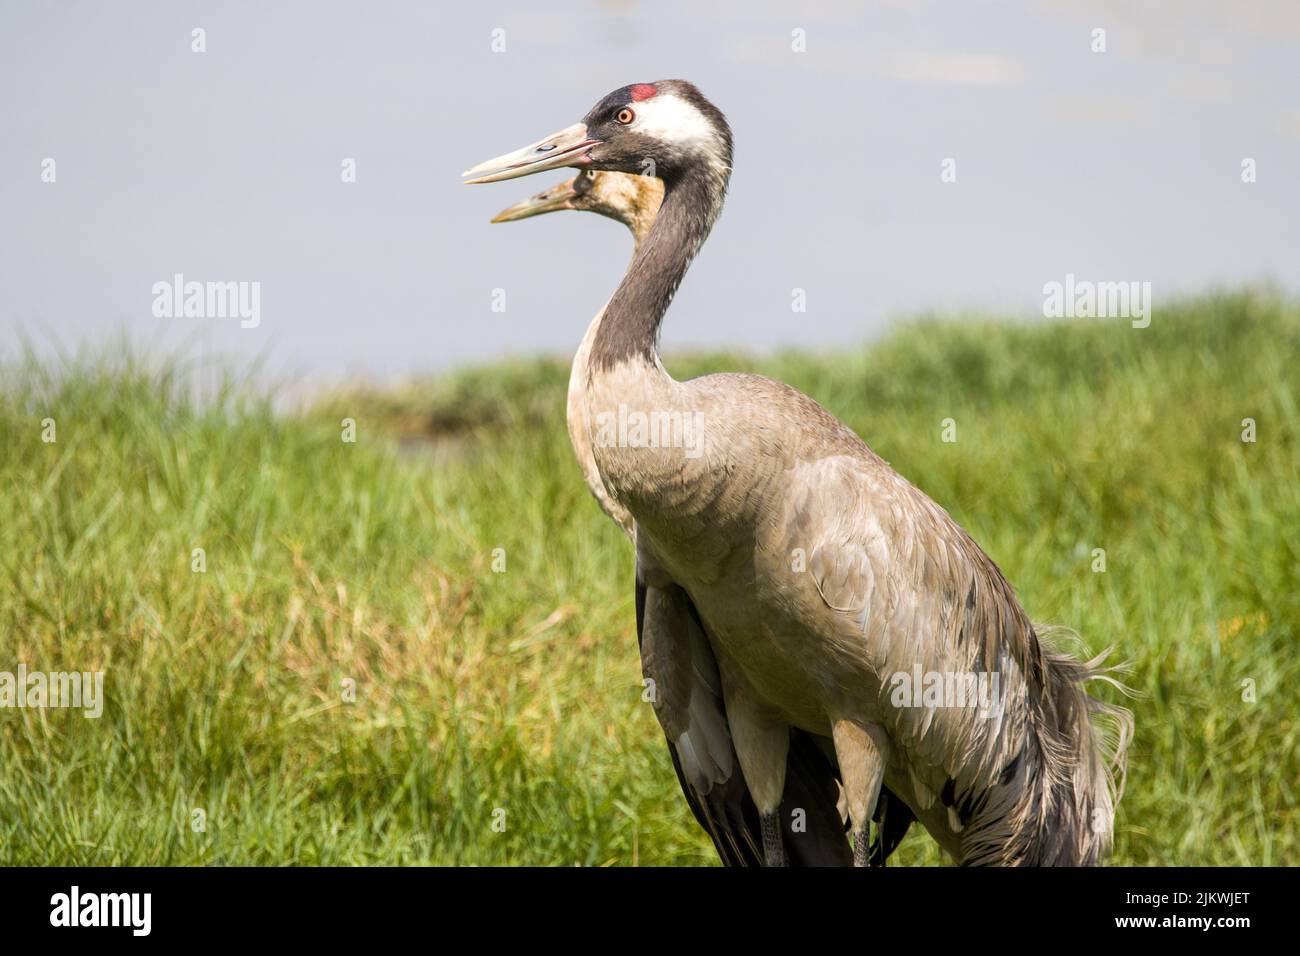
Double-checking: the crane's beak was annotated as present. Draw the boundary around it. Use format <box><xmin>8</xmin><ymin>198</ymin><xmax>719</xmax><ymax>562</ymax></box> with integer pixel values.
<box><xmin>462</xmin><ymin>123</ymin><xmax>599</xmax><ymax>184</ymax></box>
<box><xmin>490</xmin><ymin>177</ymin><xmax>581</xmax><ymax>223</ymax></box>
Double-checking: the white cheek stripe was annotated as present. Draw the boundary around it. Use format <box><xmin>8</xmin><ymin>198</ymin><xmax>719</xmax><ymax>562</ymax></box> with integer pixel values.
<box><xmin>632</xmin><ymin>94</ymin><xmax>716</xmax><ymax>152</ymax></box>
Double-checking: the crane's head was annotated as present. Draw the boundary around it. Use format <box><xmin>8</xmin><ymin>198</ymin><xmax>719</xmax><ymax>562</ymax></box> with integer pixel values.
<box><xmin>462</xmin><ymin>80</ymin><xmax>732</xmax><ymax>187</ymax></box>
<box><xmin>489</xmin><ymin>169</ymin><xmax>664</xmax><ymax>238</ymax></box>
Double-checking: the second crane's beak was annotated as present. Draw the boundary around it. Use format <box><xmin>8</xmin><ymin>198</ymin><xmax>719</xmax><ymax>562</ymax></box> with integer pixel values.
<box><xmin>462</xmin><ymin>123</ymin><xmax>599</xmax><ymax>184</ymax></box>
<box><xmin>490</xmin><ymin>177</ymin><xmax>581</xmax><ymax>223</ymax></box>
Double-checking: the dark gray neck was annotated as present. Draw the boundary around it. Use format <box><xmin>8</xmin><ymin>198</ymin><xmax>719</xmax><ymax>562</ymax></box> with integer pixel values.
<box><xmin>590</xmin><ymin>165</ymin><xmax>728</xmax><ymax>372</ymax></box>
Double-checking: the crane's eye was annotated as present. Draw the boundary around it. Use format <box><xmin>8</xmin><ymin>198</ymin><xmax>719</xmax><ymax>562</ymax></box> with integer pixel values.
<box><xmin>616</xmin><ymin>107</ymin><xmax>635</xmax><ymax>125</ymax></box>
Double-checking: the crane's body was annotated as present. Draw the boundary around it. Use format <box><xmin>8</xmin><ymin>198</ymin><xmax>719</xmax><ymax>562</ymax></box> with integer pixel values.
<box><xmin>589</xmin><ymin>365</ymin><xmax>1017</xmax><ymax>861</ymax></box>
<box><xmin>469</xmin><ymin>82</ymin><xmax>1130</xmax><ymax>865</ymax></box>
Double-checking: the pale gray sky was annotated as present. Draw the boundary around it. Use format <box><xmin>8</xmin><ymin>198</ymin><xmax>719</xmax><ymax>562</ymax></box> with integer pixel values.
<box><xmin>2</xmin><ymin>0</ymin><xmax>1297</xmax><ymax>388</ymax></box>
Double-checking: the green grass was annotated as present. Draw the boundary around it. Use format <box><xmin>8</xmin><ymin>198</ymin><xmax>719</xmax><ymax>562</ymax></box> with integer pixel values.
<box><xmin>1</xmin><ymin>290</ymin><xmax>1296</xmax><ymax>865</ymax></box>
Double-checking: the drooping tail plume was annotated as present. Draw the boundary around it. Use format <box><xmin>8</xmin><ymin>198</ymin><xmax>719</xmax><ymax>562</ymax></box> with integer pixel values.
<box><xmin>964</xmin><ymin>632</ymin><xmax>1134</xmax><ymax>867</ymax></box>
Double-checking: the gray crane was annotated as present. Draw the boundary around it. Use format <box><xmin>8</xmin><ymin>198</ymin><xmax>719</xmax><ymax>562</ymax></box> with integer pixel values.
<box><xmin>467</xmin><ymin>82</ymin><xmax>1131</xmax><ymax>866</ymax></box>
